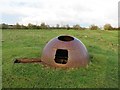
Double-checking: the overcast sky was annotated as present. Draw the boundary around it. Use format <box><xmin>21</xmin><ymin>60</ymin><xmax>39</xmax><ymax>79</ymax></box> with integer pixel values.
<box><xmin>0</xmin><ymin>0</ymin><xmax>119</xmax><ymax>27</ymax></box>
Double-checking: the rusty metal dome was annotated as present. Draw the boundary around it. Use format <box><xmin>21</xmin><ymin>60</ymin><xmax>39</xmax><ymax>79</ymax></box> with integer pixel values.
<box><xmin>41</xmin><ymin>35</ymin><xmax>89</xmax><ymax>68</ymax></box>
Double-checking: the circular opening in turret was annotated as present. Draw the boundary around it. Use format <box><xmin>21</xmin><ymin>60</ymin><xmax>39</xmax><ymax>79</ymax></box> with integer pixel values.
<box><xmin>58</xmin><ymin>36</ymin><xmax>74</xmax><ymax>41</ymax></box>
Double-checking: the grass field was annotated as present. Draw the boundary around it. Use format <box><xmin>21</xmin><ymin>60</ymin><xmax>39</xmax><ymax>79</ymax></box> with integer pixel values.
<box><xmin>2</xmin><ymin>29</ymin><xmax>118</xmax><ymax>88</ymax></box>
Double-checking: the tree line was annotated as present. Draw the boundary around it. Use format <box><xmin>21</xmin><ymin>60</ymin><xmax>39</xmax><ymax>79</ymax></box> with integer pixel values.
<box><xmin>0</xmin><ymin>23</ymin><xmax>119</xmax><ymax>30</ymax></box>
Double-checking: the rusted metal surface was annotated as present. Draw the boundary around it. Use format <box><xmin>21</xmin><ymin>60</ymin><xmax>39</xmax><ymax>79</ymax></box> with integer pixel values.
<box><xmin>41</xmin><ymin>35</ymin><xmax>89</xmax><ymax>68</ymax></box>
<box><xmin>14</xmin><ymin>58</ymin><xmax>41</xmax><ymax>63</ymax></box>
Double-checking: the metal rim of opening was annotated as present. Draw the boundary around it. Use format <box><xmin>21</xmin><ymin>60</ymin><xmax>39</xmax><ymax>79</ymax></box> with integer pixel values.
<box><xmin>58</xmin><ymin>35</ymin><xmax>74</xmax><ymax>41</ymax></box>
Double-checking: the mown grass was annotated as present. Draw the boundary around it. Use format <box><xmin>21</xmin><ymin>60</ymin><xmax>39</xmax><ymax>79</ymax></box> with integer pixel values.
<box><xmin>2</xmin><ymin>29</ymin><xmax>118</xmax><ymax>88</ymax></box>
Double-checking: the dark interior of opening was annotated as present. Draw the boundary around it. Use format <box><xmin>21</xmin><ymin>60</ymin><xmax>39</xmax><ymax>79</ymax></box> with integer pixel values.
<box><xmin>58</xmin><ymin>36</ymin><xmax>74</xmax><ymax>41</ymax></box>
<box><xmin>54</xmin><ymin>49</ymin><xmax>68</xmax><ymax>64</ymax></box>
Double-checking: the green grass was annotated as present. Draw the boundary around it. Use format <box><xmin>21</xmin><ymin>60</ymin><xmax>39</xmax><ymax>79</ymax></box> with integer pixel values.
<box><xmin>2</xmin><ymin>29</ymin><xmax>118</xmax><ymax>88</ymax></box>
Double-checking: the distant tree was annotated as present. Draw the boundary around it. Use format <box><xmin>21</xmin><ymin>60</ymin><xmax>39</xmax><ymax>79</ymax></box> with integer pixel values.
<box><xmin>61</xmin><ymin>25</ymin><xmax>66</xmax><ymax>29</ymax></box>
<box><xmin>1</xmin><ymin>23</ymin><xmax>9</xmax><ymax>29</ymax></box>
<box><xmin>46</xmin><ymin>25</ymin><xmax>50</xmax><ymax>29</ymax></box>
<box><xmin>66</xmin><ymin>24</ymin><xmax>70</xmax><ymax>30</ymax></box>
<box><xmin>8</xmin><ymin>25</ymin><xmax>14</xmax><ymax>29</ymax></box>
<box><xmin>89</xmin><ymin>24</ymin><xmax>99</xmax><ymax>30</ymax></box>
<box><xmin>21</xmin><ymin>24</ymin><xmax>28</xmax><ymax>29</ymax></box>
<box><xmin>56</xmin><ymin>24</ymin><xmax>60</xmax><ymax>29</ymax></box>
<box><xmin>33</xmin><ymin>25</ymin><xmax>38</xmax><ymax>29</ymax></box>
<box><xmin>73</xmin><ymin>24</ymin><xmax>81</xmax><ymax>30</ymax></box>
<box><xmin>118</xmin><ymin>27</ymin><xmax>120</xmax><ymax>30</ymax></box>
<box><xmin>112</xmin><ymin>27</ymin><xmax>120</xmax><ymax>30</ymax></box>
<box><xmin>40</xmin><ymin>22</ymin><xmax>45</xmax><ymax>29</ymax></box>
<box><xmin>27</xmin><ymin>23</ymin><xmax>34</xmax><ymax>29</ymax></box>
<box><xmin>81</xmin><ymin>27</ymin><xmax>87</xmax><ymax>30</ymax></box>
<box><xmin>0</xmin><ymin>24</ymin><xmax>2</xmax><ymax>29</ymax></box>
<box><xmin>28</xmin><ymin>23</ymin><xmax>41</xmax><ymax>29</ymax></box>
<box><xmin>104</xmin><ymin>24</ymin><xmax>113</xmax><ymax>30</ymax></box>
<box><xmin>14</xmin><ymin>23</ymin><xmax>21</xmax><ymax>29</ymax></box>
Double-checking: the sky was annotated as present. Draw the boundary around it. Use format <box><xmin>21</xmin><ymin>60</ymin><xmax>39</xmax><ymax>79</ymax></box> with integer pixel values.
<box><xmin>0</xmin><ymin>0</ymin><xmax>119</xmax><ymax>27</ymax></box>
<box><xmin>118</xmin><ymin>1</ymin><xmax>120</xmax><ymax>27</ymax></box>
